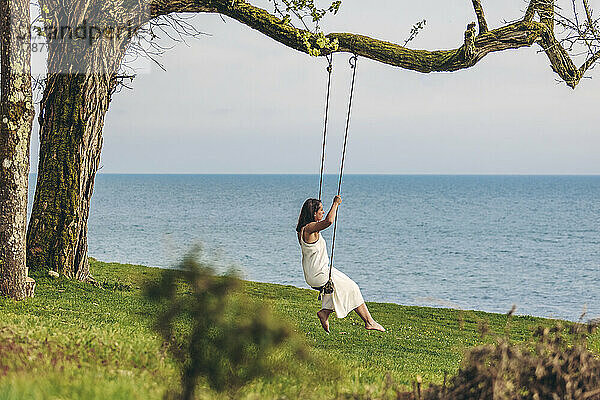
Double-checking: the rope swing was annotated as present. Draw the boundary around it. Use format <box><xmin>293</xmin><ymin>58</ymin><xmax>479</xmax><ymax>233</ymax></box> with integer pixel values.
<box><xmin>318</xmin><ymin>54</ymin><xmax>333</xmax><ymax>201</ymax></box>
<box><xmin>317</xmin><ymin>54</ymin><xmax>359</xmax><ymax>297</ymax></box>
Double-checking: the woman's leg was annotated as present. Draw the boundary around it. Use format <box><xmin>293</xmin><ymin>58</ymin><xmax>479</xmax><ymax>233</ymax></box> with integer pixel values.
<box><xmin>354</xmin><ymin>303</ymin><xmax>385</xmax><ymax>331</ymax></box>
<box><xmin>317</xmin><ymin>308</ymin><xmax>333</xmax><ymax>333</ymax></box>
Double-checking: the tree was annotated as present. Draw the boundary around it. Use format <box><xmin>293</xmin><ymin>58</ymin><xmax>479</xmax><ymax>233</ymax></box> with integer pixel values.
<box><xmin>27</xmin><ymin>0</ymin><xmax>600</xmax><ymax>278</ymax></box>
<box><xmin>0</xmin><ymin>0</ymin><xmax>36</xmax><ymax>298</ymax></box>
<box><xmin>25</xmin><ymin>0</ymin><xmax>148</xmax><ymax>280</ymax></box>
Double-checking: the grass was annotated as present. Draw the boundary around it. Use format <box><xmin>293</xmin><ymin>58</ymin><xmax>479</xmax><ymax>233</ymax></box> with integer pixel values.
<box><xmin>0</xmin><ymin>259</ymin><xmax>597</xmax><ymax>399</ymax></box>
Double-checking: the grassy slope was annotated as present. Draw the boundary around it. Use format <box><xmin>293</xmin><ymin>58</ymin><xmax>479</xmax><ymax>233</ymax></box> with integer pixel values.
<box><xmin>0</xmin><ymin>260</ymin><xmax>597</xmax><ymax>399</ymax></box>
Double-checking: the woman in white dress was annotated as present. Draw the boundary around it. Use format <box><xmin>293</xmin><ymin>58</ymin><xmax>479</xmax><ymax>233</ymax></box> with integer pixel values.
<box><xmin>296</xmin><ymin>196</ymin><xmax>385</xmax><ymax>333</ymax></box>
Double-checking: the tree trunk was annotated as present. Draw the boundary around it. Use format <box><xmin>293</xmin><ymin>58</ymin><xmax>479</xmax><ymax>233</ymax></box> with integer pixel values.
<box><xmin>27</xmin><ymin>72</ymin><xmax>114</xmax><ymax>280</ymax></box>
<box><xmin>0</xmin><ymin>0</ymin><xmax>35</xmax><ymax>299</ymax></box>
<box><xmin>25</xmin><ymin>0</ymin><xmax>143</xmax><ymax>279</ymax></box>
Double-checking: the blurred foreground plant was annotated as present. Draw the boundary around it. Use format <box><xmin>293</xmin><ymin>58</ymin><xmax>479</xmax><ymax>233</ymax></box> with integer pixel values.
<box><xmin>145</xmin><ymin>249</ymin><xmax>309</xmax><ymax>400</ymax></box>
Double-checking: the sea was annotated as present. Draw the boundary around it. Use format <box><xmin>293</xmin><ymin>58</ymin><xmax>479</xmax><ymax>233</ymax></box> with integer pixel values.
<box><xmin>28</xmin><ymin>174</ymin><xmax>600</xmax><ymax>321</ymax></box>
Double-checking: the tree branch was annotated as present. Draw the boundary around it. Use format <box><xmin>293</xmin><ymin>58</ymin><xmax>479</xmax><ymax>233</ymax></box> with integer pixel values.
<box><xmin>525</xmin><ymin>0</ymin><xmax>537</xmax><ymax>22</ymax></box>
<box><xmin>149</xmin><ymin>0</ymin><xmax>597</xmax><ymax>88</ymax></box>
<box><xmin>582</xmin><ymin>0</ymin><xmax>600</xmax><ymax>41</ymax></box>
<box><xmin>538</xmin><ymin>0</ymin><xmax>555</xmax><ymax>30</ymax></box>
<box><xmin>580</xmin><ymin>48</ymin><xmax>600</xmax><ymax>75</ymax></box>
<box><xmin>537</xmin><ymin>25</ymin><xmax>581</xmax><ymax>87</ymax></box>
<box><xmin>471</xmin><ymin>0</ymin><xmax>488</xmax><ymax>34</ymax></box>
<box><xmin>150</xmin><ymin>0</ymin><xmax>216</xmax><ymax>16</ymax></box>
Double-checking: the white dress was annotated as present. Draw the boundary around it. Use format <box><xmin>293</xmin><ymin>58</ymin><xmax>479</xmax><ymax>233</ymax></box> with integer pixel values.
<box><xmin>299</xmin><ymin>228</ymin><xmax>365</xmax><ymax>318</ymax></box>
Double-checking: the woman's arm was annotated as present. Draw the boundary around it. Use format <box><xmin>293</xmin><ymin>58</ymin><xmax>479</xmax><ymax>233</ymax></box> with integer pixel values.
<box><xmin>304</xmin><ymin>196</ymin><xmax>342</xmax><ymax>235</ymax></box>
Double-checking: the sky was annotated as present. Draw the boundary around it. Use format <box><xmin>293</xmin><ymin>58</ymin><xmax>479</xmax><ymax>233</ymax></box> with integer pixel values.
<box><xmin>30</xmin><ymin>0</ymin><xmax>600</xmax><ymax>174</ymax></box>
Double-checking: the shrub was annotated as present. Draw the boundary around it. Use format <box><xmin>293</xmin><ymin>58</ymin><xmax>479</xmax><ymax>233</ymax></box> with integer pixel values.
<box><xmin>423</xmin><ymin>320</ymin><xmax>600</xmax><ymax>400</ymax></box>
<box><xmin>336</xmin><ymin>319</ymin><xmax>600</xmax><ymax>400</ymax></box>
<box><xmin>145</xmin><ymin>249</ymin><xmax>308</xmax><ymax>400</ymax></box>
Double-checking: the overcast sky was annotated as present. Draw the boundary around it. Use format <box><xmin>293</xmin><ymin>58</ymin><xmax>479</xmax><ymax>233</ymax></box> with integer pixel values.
<box><xmin>30</xmin><ymin>0</ymin><xmax>600</xmax><ymax>174</ymax></box>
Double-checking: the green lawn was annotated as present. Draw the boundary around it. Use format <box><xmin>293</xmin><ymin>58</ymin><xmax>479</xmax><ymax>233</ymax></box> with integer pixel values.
<box><xmin>0</xmin><ymin>259</ymin><xmax>595</xmax><ymax>399</ymax></box>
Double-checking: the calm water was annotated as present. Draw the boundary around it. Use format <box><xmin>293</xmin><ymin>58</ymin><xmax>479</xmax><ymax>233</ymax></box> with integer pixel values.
<box><xmin>28</xmin><ymin>175</ymin><xmax>600</xmax><ymax>321</ymax></box>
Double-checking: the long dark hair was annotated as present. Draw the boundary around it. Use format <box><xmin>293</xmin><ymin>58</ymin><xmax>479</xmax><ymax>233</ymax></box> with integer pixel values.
<box><xmin>296</xmin><ymin>198</ymin><xmax>322</xmax><ymax>232</ymax></box>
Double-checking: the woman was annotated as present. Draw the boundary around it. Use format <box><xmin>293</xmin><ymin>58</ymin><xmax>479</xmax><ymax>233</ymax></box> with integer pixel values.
<box><xmin>296</xmin><ymin>196</ymin><xmax>385</xmax><ymax>333</ymax></box>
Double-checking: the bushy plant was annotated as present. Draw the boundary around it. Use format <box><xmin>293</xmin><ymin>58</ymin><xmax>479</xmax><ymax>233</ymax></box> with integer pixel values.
<box><xmin>145</xmin><ymin>249</ymin><xmax>308</xmax><ymax>400</ymax></box>
<box><xmin>337</xmin><ymin>319</ymin><xmax>600</xmax><ymax>400</ymax></box>
<box><xmin>421</xmin><ymin>320</ymin><xmax>600</xmax><ymax>400</ymax></box>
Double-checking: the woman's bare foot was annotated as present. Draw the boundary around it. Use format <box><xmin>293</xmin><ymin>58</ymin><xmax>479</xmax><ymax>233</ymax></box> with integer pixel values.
<box><xmin>365</xmin><ymin>320</ymin><xmax>385</xmax><ymax>332</ymax></box>
<box><xmin>354</xmin><ymin>303</ymin><xmax>385</xmax><ymax>332</ymax></box>
<box><xmin>317</xmin><ymin>309</ymin><xmax>331</xmax><ymax>333</ymax></box>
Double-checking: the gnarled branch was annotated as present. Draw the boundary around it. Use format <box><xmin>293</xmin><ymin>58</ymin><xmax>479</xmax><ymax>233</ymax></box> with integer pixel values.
<box><xmin>471</xmin><ymin>0</ymin><xmax>488</xmax><ymax>33</ymax></box>
<box><xmin>538</xmin><ymin>0</ymin><xmax>555</xmax><ymax>29</ymax></box>
<box><xmin>149</xmin><ymin>0</ymin><xmax>598</xmax><ymax>88</ymax></box>
<box><xmin>525</xmin><ymin>0</ymin><xmax>537</xmax><ymax>22</ymax></box>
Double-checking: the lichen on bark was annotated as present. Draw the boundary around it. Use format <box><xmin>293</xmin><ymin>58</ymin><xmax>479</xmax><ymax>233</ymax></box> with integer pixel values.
<box><xmin>0</xmin><ymin>0</ymin><xmax>36</xmax><ymax>299</ymax></box>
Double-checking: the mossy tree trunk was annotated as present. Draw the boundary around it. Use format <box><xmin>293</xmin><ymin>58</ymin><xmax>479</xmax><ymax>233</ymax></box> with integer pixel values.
<box><xmin>0</xmin><ymin>0</ymin><xmax>35</xmax><ymax>299</ymax></box>
<box><xmin>26</xmin><ymin>73</ymin><xmax>115</xmax><ymax>280</ymax></box>
<box><xmin>25</xmin><ymin>0</ymin><xmax>143</xmax><ymax>278</ymax></box>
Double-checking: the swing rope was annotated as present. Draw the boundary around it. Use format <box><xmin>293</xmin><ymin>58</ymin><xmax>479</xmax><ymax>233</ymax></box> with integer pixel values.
<box><xmin>322</xmin><ymin>54</ymin><xmax>359</xmax><ymax>295</ymax></box>
<box><xmin>318</xmin><ymin>54</ymin><xmax>333</xmax><ymax>201</ymax></box>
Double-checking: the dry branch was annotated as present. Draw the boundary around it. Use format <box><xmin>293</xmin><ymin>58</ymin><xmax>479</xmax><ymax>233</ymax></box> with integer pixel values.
<box><xmin>583</xmin><ymin>0</ymin><xmax>600</xmax><ymax>41</ymax></box>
